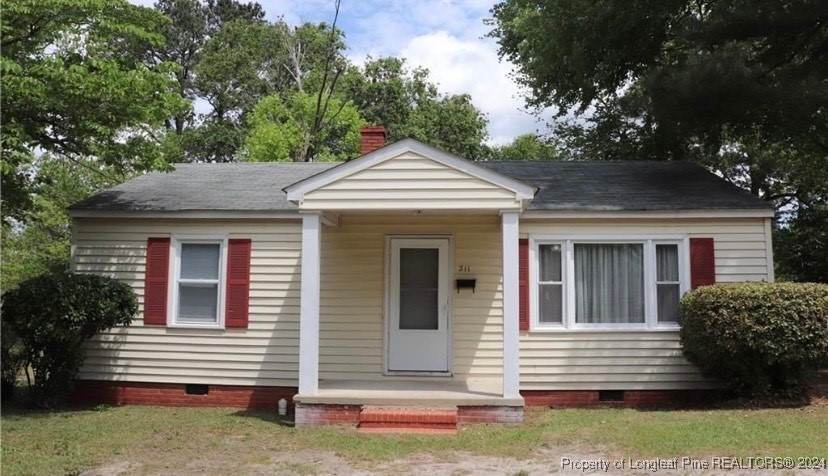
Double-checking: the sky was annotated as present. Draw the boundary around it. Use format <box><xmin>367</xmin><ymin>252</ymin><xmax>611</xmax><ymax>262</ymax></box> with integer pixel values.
<box><xmin>130</xmin><ymin>0</ymin><xmax>551</xmax><ymax>145</ymax></box>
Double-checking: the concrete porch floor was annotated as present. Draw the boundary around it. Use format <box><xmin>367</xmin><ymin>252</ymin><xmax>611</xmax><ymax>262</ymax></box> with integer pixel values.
<box><xmin>293</xmin><ymin>379</ymin><xmax>524</xmax><ymax>407</ymax></box>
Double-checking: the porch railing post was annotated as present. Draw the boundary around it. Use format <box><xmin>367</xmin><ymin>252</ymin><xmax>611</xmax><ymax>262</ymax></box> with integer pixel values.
<box><xmin>298</xmin><ymin>212</ymin><xmax>321</xmax><ymax>395</ymax></box>
<box><xmin>501</xmin><ymin>210</ymin><xmax>521</xmax><ymax>398</ymax></box>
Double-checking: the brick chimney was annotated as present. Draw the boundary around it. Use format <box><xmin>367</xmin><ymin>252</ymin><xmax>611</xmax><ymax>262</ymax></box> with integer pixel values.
<box><xmin>360</xmin><ymin>126</ymin><xmax>386</xmax><ymax>155</ymax></box>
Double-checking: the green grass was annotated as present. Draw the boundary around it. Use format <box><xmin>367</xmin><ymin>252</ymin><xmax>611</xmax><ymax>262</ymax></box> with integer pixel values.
<box><xmin>2</xmin><ymin>403</ymin><xmax>826</xmax><ymax>475</ymax></box>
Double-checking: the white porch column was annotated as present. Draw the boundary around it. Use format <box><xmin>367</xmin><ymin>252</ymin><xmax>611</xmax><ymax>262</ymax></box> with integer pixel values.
<box><xmin>501</xmin><ymin>210</ymin><xmax>521</xmax><ymax>399</ymax></box>
<box><xmin>298</xmin><ymin>212</ymin><xmax>321</xmax><ymax>395</ymax></box>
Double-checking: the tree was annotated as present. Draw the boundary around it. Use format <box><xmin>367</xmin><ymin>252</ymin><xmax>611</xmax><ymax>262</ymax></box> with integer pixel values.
<box><xmin>149</xmin><ymin>0</ymin><xmax>209</xmax><ymax>135</ymax></box>
<box><xmin>489</xmin><ymin>0</ymin><xmax>828</xmax><ymax>207</ymax></box>
<box><xmin>1</xmin><ymin>157</ymin><xmax>117</xmax><ymax>291</ymax></box>
<box><xmin>345</xmin><ymin>57</ymin><xmax>490</xmax><ymax>159</ymax></box>
<box><xmin>343</xmin><ymin>57</ymin><xmax>436</xmax><ymax>139</ymax></box>
<box><xmin>1</xmin><ymin>0</ymin><xmax>186</xmax><ymax>225</ymax></box>
<box><xmin>775</xmin><ymin>204</ymin><xmax>828</xmax><ymax>283</ymax></box>
<box><xmin>402</xmin><ymin>94</ymin><xmax>489</xmax><ymax>159</ymax></box>
<box><xmin>149</xmin><ymin>0</ymin><xmax>266</xmax><ymax>132</ymax></box>
<box><xmin>244</xmin><ymin>92</ymin><xmax>363</xmax><ymax>162</ymax></box>
<box><xmin>489</xmin><ymin>134</ymin><xmax>559</xmax><ymax>161</ymax></box>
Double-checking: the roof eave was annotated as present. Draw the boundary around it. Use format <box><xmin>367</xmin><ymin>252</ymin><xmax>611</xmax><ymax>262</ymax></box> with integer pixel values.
<box><xmin>520</xmin><ymin>208</ymin><xmax>775</xmax><ymax>219</ymax></box>
<box><xmin>68</xmin><ymin>209</ymin><xmax>301</xmax><ymax>219</ymax></box>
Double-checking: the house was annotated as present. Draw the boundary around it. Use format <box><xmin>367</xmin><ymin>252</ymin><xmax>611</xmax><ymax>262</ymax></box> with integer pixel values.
<box><xmin>68</xmin><ymin>126</ymin><xmax>774</xmax><ymax>427</ymax></box>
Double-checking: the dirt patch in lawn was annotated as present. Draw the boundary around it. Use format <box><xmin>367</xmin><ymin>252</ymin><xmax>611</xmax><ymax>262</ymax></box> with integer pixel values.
<box><xmin>80</xmin><ymin>445</ymin><xmax>825</xmax><ymax>476</ymax></box>
<box><xmin>80</xmin><ymin>446</ymin><xmax>593</xmax><ymax>476</ymax></box>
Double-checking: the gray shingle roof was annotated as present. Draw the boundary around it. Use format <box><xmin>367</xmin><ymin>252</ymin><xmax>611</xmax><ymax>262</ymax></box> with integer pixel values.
<box><xmin>69</xmin><ymin>160</ymin><xmax>770</xmax><ymax>213</ymax></box>
<box><xmin>478</xmin><ymin>161</ymin><xmax>770</xmax><ymax>211</ymax></box>
<box><xmin>69</xmin><ymin>163</ymin><xmax>338</xmax><ymax>212</ymax></box>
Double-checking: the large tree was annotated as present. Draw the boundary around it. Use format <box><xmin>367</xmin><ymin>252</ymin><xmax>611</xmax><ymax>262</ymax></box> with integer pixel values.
<box><xmin>345</xmin><ymin>57</ymin><xmax>490</xmax><ymax>159</ymax></box>
<box><xmin>1</xmin><ymin>0</ymin><xmax>186</xmax><ymax>225</ymax></box>
<box><xmin>148</xmin><ymin>0</ymin><xmax>269</xmax><ymax>161</ymax></box>
<box><xmin>244</xmin><ymin>92</ymin><xmax>363</xmax><ymax>162</ymax></box>
<box><xmin>490</xmin><ymin>0</ymin><xmax>828</xmax><ymax>210</ymax></box>
<box><xmin>489</xmin><ymin>133</ymin><xmax>559</xmax><ymax>161</ymax></box>
<box><xmin>1</xmin><ymin>157</ymin><xmax>115</xmax><ymax>290</ymax></box>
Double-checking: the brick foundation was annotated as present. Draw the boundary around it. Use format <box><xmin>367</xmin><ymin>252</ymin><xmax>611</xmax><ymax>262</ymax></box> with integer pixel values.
<box><xmin>73</xmin><ymin>380</ymin><xmax>297</xmax><ymax>410</ymax></box>
<box><xmin>521</xmin><ymin>389</ymin><xmax>718</xmax><ymax>408</ymax></box>
<box><xmin>294</xmin><ymin>403</ymin><xmax>362</xmax><ymax>427</ymax></box>
<box><xmin>73</xmin><ymin>381</ymin><xmax>715</xmax><ymax>420</ymax></box>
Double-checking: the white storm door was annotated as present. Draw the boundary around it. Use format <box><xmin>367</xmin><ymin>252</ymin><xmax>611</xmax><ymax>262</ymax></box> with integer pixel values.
<box><xmin>387</xmin><ymin>238</ymin><xmax>450</xmax><ymax>373</ymax></box>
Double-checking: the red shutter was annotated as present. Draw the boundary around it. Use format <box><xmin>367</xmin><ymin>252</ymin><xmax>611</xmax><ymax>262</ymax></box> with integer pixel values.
<box><xmin>690</xmin><ymin>237</ymin><xmax>716</xmax><ymax>289</ymax></box>
<box><xmin>225</xmin><ymin>239</ymin><xmax>252</xmax><ymax>328</ymax></box>
<box><xmin>518</xmin><ymin>238</ymin><xmax>530</xmax><ymax>331</ymax></box>
<box><xmin>143</xmin><ymin>237</ymin><xmax>170</xmax><ymax>325</ymax></box>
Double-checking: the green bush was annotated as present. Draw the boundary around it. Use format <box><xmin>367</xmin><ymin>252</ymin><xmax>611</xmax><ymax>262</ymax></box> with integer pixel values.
<box><xmin>679</xmin><ymin>282</ymin><xmax>828</xmax><ymax>400</ymax></box>
<box><xmin>1</xmin><ymin>272</ymin><xmax>137</xmax><ymax>407</ymax></box>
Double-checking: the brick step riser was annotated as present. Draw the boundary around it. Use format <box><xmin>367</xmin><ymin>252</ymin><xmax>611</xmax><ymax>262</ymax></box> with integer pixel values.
<box><xmin>359</xmin><ymin>422</ymin><xmax>457</xmax><ymax>430</ymax></box>
<box><xmin>358</xmin><ymin>407</ymin><xmax>459</xmax><ymax>432</ymax></box>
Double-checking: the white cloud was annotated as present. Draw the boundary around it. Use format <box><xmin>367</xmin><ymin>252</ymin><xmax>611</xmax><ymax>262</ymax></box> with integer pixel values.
<box><xmin>401</xmin><ymin>32</ymin><xmax>550</xmax><ymax>145</ymax></box>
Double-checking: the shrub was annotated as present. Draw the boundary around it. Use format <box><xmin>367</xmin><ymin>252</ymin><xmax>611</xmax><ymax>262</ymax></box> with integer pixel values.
<box><xmin>1</xmin><ymin>272</ymin><xmax>137</xmax><ymax>407</ymax></box>
<box><xmin>679</xmin><ymin>282</ymin><xmax>828</xmax><ymax>400</ymax></box>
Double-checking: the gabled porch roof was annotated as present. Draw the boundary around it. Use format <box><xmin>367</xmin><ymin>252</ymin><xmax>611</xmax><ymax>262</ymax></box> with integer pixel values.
<box><xmin>283</xmin><ymin>138</ymin><xmax>538</xmax><ymax>211</ymax></box>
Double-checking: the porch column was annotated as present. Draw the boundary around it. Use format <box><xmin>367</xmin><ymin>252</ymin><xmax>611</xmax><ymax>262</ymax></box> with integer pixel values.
<box><xmin>298</xmin><ymin>212</ymin><xmax>321</xmax><ymax>395</ymax></box>
<box><xmin>501</xmin><ymin>210</ymin><xmax>521</xmax><ymax>399</ymax></box>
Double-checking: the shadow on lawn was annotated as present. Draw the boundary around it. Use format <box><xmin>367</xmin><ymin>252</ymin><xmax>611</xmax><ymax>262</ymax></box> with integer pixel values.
<box><xmin>229</xmin><ymin>408</ymin><xmax>296</xmax><ymax>428</ymax></box>
<box><xmin>1</xmin><ymin>393</ymin><xmax>116</xmax><ymax>419</ymax></box>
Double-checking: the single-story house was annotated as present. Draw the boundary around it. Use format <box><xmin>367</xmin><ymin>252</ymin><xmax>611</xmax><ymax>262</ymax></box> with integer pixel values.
<box><xmin>69</xmin><ymin>126</ymin><xmax>774</xmax><ymax>427</ymax></box>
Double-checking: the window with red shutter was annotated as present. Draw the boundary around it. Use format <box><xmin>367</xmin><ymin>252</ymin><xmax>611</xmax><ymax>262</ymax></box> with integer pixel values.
<box><xmin>225</xmin><ymin>239</ymin><xmax>252</xmax><ymax>328</ymax></box>
<box><xmin>143</xmin><ymin>237</ymin><xmax>170</xmax><ymax>325</ymax></box>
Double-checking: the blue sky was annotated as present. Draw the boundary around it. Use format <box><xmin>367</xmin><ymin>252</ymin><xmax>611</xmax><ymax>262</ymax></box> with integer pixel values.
<box><xmin>132</xmin><ymin>0</ymin><xmax>550</xmax><ymax>144</ymax></box>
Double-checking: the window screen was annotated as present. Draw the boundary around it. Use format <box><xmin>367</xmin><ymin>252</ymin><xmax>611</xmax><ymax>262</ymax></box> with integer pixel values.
<box><xmin>656</xmin><ymin>244</ymin><xmax>681</xmax><ymax>323</ymax></box>
<box><xmin>538</xmin><ymin>244</ymin><xmax>563</xmax><ymax>324</ymax></box>
<box><xmin>398</xmin><ymin>248</ymin><xmax>439</xmax><ymax>330</ymax></box>
<box><xmin>177</xmin><ymin>243</ymin><xmax>221</xmax><ymax>324</ymax></box>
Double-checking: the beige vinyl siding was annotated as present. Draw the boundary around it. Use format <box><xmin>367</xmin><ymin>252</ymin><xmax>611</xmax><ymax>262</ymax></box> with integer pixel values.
<box><xmin>300</xmin><ymin>152</ymin><xmax>522</xmax><ymax>211</ymax></box>
<box><xmin>74</xmin><ymin>213</ymin><xmax>772</xmax><ymax>392</ymax></box>
<box><xmin>519</xmin><ymin>217</ymin><xmax>773</xmax><ymax>390</ymax></box>
<box><xmin>74</xmin><ymin>218</ymin><xmax>302</xmax><ymax>387</ymax></box>
<box><xmin>318</xmin><ymin>214</ymin><xmax>503</xmax><ymax>383</ymax></box>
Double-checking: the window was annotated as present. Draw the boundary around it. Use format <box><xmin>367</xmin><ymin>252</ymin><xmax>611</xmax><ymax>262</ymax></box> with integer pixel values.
<box><xmin>538</xmin><ymin>244</ymin><xmax>563</xmax><ymax>324</ymax></box>
<box><xmin>173</xmin><ymin>239</ymin><xmax>225</xmax><ymax>326</ymax></box>
<box><xmin>656</xmin><ymin>244</ymin><xmax>680</xmax><ymax>323</ymax></box>
<box><xmin>533</xmin><ymin>238</ymin><xmax>687</xmax><ymax>330</ymax></box>
<box><xmin>575</xmin><ymin>243</ymin><xmax>645</xmax><ymax>324</ymax></box>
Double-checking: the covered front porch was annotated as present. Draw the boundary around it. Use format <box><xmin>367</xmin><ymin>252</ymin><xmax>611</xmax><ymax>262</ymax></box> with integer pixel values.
<box><xmin>282</xmin><ymin>139</ymin><xmax>537</xmax><ymax>425</ymax></box>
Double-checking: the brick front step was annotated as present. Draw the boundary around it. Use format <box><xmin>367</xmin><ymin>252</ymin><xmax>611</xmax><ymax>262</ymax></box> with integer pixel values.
<box><xmin>358</xmin><ymin>406</ymin><xmax>458</xmax><ymax>433</ymax></box>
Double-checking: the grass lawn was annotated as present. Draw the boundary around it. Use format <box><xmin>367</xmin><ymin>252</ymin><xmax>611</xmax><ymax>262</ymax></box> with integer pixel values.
<box><xmin>2</xmin><ymin>401</ymin><xmax>827</xmax><ymax>475</ymax></box>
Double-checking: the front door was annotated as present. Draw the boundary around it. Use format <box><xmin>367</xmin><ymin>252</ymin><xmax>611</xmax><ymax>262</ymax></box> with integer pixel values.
<box><xmin>387</xmin><ymin>238</ymin><xmax>450</xmax><ymax>373</ymax></box>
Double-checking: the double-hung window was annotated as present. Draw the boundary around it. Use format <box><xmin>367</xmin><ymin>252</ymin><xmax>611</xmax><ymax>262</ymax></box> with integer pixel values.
<box><xmin>534</xmin><ymin>238</ymin><xmax>687</xmax><ymax>330</ymax></box>
<box><xmin>171</xmin><ymin>238</ymin><xmax>226</xmax><ymax>327</ymax></box>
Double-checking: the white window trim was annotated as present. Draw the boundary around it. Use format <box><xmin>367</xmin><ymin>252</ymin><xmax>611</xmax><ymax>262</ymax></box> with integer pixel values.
<box><xmin>530</xmin><ymin>235</ymin><xmax>689</xmax><ymax>332</ymax></box>
<box><xmin>168</xmin><ymin>235</ymin><xmax>229</xmax><ymax>329</ymax></box>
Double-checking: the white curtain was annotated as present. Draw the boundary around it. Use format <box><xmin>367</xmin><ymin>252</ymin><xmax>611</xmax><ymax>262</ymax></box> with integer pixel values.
<box><xmin>575</xmin><ymin>243</ymin><xmax>645</xmax><ymax>323</ymax></box>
